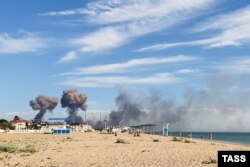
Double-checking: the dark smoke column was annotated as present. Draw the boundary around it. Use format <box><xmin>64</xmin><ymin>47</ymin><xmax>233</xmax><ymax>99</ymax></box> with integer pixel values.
<box><xmin>30</xmin><ymin>95</ymin><xmax>59</xmax><ymax>122</ymax></box>
<box><xmin>60</xmin><ymin>90</ymin><xmax>88</xmax><ymax>124</ymax></box>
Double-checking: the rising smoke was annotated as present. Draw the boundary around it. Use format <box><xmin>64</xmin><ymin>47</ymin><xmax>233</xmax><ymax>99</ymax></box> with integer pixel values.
<box><xmin>109</xmin><ymin>90</ymin><xmax>146</xmax><ymax>126</ymax></box>
<box><xmin>109</xmin><ymin>89</ymin><xmax>182</xmax><ymax>127</ymax></box>
<box><xmin>29</xmin><ymin>95</ymin><xmax>58</xmax><ymax>121</ymax></box>
<box><xmin>108</xmin><ymin>73</ymin><xmax>250</xmax><ymax>132</ymax></box>
<box><xmin>60</xmin><ymin>89</ymin><xmax>88</xmax><ymax>124</ymax></box>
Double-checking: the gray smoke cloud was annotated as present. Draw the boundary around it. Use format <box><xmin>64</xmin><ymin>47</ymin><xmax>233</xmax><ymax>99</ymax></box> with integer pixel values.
<box><xmin>109</xmin><ymin>90</ymin><xmax>146</xmax><ymax>126</ymax></box>
<box><xmin>30</xmin><ymin>95</ymin><xmax>58</xmax><ymax>121</ymax></box>
<box><xmin>60</xmin><ymin>89</ymin><xmax>88</xmax><ymax>124</ymax></box>
<box><xmin>109</xmin><ymin>89</ymin><xmax>183</xmax><ymax>127</ymax></box>
<box><xmin>109</xmin><ymin>73</ymin><xmax>250</xmax><ymax>132</ymax></box>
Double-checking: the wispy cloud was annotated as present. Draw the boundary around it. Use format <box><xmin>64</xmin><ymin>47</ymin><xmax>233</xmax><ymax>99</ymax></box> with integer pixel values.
<box><xmin>39</xmin><ymin>8</ymin><xmax>90</xmax><ymax>16</ymax></box>
<box><xmin>41</xmin><ymin>0</ymin><xmax>214</xmax><ymax>24</ymax></box>
<box><xmin>69</xmin><ymin>26</ymin><xmax>127</xmax><ymax>53</ymax></box>
<box><xmin>195</xmin><ymin>5</ymin><xmax>250</xmax><ymax>32</ymax></box>
<box><xmin>50</xmin><ymin>0</ymin><xmax>214</xmax><ymax>61</ymax></box>
<box><xmin>137</xmin><ymin>5</ymin><xmax>250</xmax><ymax>52</ymax></box>
<box><xmin>57</xmin><ymin>51</ymin><xmax>77</xmax><ymax>64</ymax></box>
<box><xmin>0</xmin><ymin>32</ymin><xmax>47</xmax><ymax>55</ymax></box>
<box><xmin>60</xmin><ymin>55</ymin><xmax>196</xmax><ymax>76</ymax></box>
<box><xmin>176</xmin><ymin>69</ymin><xmax>201</xmax><ymax>74</ymax></box>
<box><xmin>217</xmin><ymin>58</ymin><xmax>250</xmax><ymax>74</ymax></box>
<box><xmin>60</xmin><ymin>73</ymin><xmax>178</xmax><ymax>87</ymax></box>
<box><xmin>80</xmin><ymin>0</ymin><xmax>214</xmax><ymax>25</ymax></box>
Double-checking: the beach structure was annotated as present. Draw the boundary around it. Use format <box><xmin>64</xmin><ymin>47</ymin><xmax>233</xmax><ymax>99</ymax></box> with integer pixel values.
<box><xmin>112</xmin><ymin>127</ymin><xmax>122</xmax><ymax>133</ymax></box>
<box><xmin>10</xmin><ymin>115</ymin><xmax>30</xmax><ymax>131</ymax></box>
<box><xmin>40</xmin><ymin>122</ymin><xmax>67</xmax><ymax>133</ymax></box>
<box><xmin>69</xmin><ymin>122</ymin><xmax>92</xmax><ymax>132</ymax></box>
<box><xmin>40</xmin><ymin>122</ymin><xmax>73</xmax><ymax>135</ymax></box>
<box><xmin>40</xmin><ymin>122</ymin><xmax>66</xmax><ymax>133</ymax></box>
<box><xmin>140</xmin><ymin>124</ymin><xmax>157</xmax><ymax>134</ymax></box>
<box><xmin>162</xmin><ymin>123</ymin><xmax>169</xmax><ymax>136</ymax></box>
<box><xmin>121</xmin><ymin>126</ymin><xmax>131</xmax><ymax>133</ymax></box>
<box><xmin>53</xmin><ymin>128</ymin><xmax>72</xmax><ymax>134</ymax></box>
<box><xmin>39</xmin><ymin>118</ymin><xmax>67</xmax><ymax>134</ymax></box>
<box><xmin>129</xmin><ymin>124</ymin><xmax>157</xmax><ymax>134</ymax></box>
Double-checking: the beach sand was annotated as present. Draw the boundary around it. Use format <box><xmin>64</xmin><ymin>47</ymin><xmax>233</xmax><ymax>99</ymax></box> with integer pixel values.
<box><xmin>0</xmin><ymin>132</ymin><xmax>249</xmax><ymax>167</ymax></box>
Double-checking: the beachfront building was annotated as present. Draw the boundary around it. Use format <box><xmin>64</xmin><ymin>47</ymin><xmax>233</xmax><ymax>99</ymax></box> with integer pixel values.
<box><xmin>40</xmin><ymin>122</ymin><xmax>67</xmax><ymax>133</ymax></box>
<box><xmin>69</xmin><ymin>123</ymin><xmax>92</xmax><ymax>132</ymax></box>
<box><xmin>10</xmin><ymin>115</ymin><xmax>30</xmax><ymax>130</ymax></box>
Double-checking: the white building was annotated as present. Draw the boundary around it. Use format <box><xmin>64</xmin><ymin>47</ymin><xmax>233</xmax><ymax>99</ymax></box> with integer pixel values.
<box><xmin>40</xmin><ymin>123</ymin><xmax>67</xmax><ymax>133</ymax></box>
<box><xmin>10</xmin><ymin>116</ymin><xmax>29</xmax><ymax>131</ymax></box>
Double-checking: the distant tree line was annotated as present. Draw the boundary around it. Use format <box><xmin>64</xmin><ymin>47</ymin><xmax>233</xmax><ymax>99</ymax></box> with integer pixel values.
<box><xmin>0</xmin><ymin>119</ymin><xmax>14</xmax><ymax>130</ymax></box>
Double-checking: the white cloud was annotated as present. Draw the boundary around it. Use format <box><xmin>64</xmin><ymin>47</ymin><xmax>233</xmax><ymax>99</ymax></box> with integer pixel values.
<box><xmin>136</xmin><ymin>40</ymin><xmax>207</xmax><ymax>52</ymax></box>
<box><xmin>40</xmin><ymin>8</ymin><xmax>91</xmax><ymax>16</ymax></box>
<box><xmin>42</xmin><ymin>0</ymin><xmax>214</xmax><ymax>24</ymax></box>
<box><xmin>195</xmin><ymin>6</ymin><xmax>250</xmax><ymax>32</ymax></box>
<box><xmin>217</xmin><ymin>58</ymin><xmax>250</xmax><ymax>74</ymax></box>
<box><xmin>84</xmin><ymin>0</ymin><xmax>214</xmax><ymax>25</ymax></box>
<box><xmin>52</xmin><ymin>0</ymin><xmax>214</xmax><ymax>60</ymax></box>
<box><xmin>0</xmin><ymin>32</ymin><xmax>47</xmax><ymax>55</ymax></box>
<box><xmin>70</xmin><ymin>27</ymin><xmax>127</xmax><ymax>53</ymax></box>
<box><xmin>137</xmin><ymin>5</ymin><xmax>250</xmax><ymax>51</ymax></box>
<box><xmin>60</xmin><ymin>73</ymin><xmax>178</xmax><ymax>87</ymax></box>
<box><xmin>176</xmin><ymin>69</ymin><xmax>200</xmax><ymax>74</ymax></box>
<box><xmin>60</xmin><ymin>55</ymin><xmax>196</xmax><ymax>76</ymax></box>
<box><xmin>57</xmin><ymin>51</ymin><xmax>77</xmax><ymax>64</ymax></box>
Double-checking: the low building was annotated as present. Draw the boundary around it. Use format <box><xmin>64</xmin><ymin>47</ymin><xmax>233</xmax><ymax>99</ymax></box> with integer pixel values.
<box><xmin>40</xmin><ymin>122</ymin><xmax>67</xmax><ymax>133</ymax></box>
<box><xmin>69</xmin><ymin>123</ymin><xmax>92</xmax><ymax>132</ymax></box>
<box><xmin>10</xmin><ymin>116</ymin><xmax>30</xmax><ymax>130</ymax></box>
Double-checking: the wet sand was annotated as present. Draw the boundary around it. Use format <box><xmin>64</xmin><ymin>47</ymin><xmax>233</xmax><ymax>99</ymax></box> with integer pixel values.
<box><xmin>0</xmin><ymin>132</ymin><xmax>249</xmax><ymax>167</ymax></box>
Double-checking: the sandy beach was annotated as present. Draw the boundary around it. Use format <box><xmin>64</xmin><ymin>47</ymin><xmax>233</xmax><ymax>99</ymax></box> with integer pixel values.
<box><xmin>0</xmin><ymin>132</ymin><xmax>249</xmax><ymax>167</ymax></box>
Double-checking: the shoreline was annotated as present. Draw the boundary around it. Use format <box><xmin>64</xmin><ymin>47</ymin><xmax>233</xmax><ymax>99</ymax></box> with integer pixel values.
<box><xmin>142</xmin><ymin>131</ymin><xmax>250</xmax><ymax>147</ymax></box>
<box><xmin>1</xmin><ymin>132</ymin><xmax>250</xmax><ymax>167</ymax></box>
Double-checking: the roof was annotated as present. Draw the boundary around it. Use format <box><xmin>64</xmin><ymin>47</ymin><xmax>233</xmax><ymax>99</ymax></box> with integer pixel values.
<box><xmin>48</xmin><ymin>118</ymin><xmax>66</xmax><ymax>121</ymax></box>
<box><xmin>129</xmin><ymin>124</ymin><xmax>157</xmax><ymax>128</ymax></box>
<box><xmin>140</xmin><ymin>124</ymin><xmax>157</xmax><ymax>127</ymax></box>
<box><xmin>10</xmin><ymin>115</ymin><xmax>29</xmax><ymax>123</ymax></box>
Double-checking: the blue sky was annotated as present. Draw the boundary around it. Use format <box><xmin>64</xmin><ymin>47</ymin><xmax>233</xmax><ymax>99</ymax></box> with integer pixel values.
<box><xmin>1</xmin><ymin>0</ymin><xmax>250</xmax><ymax>130</ymax></box>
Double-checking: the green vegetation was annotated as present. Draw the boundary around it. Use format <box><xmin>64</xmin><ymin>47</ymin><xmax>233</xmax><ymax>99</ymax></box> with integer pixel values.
<box><xmin>184</xmin><ymin>139</ymin><xmax>191</xmax><ymax>143</ymax></box>
<box><xmin>152</xmin><ymin>139</ymin><xmax>160</xmax><ymax>142</ymax></box>
<box><xmin>20</xmin><ymin>153</ymin><xmax>31</xmax><ymax>157</ymax></box>
<box><xmin>0</xmin><ymin>143</ymin><xmax>38</xmax><ymax>154</ymax></box>
<box><xmin>172</xmin><ymin>136</ymin><xmax>182</xmax><ymax>142</ymax></box>
<box><xmin>171</xmin><ymin>137</ymin><xmax>196</xmax><ymax>144</ymax></box>
<box><xmin>29</xmin><ymin>123</ymin><xmax>40</xmax><ymax>130</ymax></box>
<box><xmin>0</xmin><ymin>119</ymin><xmax>14</xmax><ymax>130</ymax></box>
<box><xmin>14</xmin><ymin>162</ymin><xmax>20</xmax><ymax>167</ymax></box>
<box><xmin>0</xmin><ymin>143</ymin><xmax>18</xmax><ymax>153</ymax></box>
<box><xmin>20</xmin><ymin>144</ymin><xmax>38</xmax><ymax>153</ymax></box>
<box><xmin>115</xmin><ymin>138</ymin><xmax>129</xmax><ymax>144</ymax></box>
<box><xmin>62</xmin><ymin>137</ymin><xmax>73</xmax><ymax>142</ymax></box>
<box><xmin>202</xmin><ymin>157</ymin><xmax>217</xmax><ymax>164</ymax></box>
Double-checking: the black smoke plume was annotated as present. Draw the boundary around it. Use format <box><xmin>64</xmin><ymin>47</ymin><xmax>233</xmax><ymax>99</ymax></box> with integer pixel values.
<box><xmin>60</xmin><ymin>89</ymin><xmax>88</xmax><ymax>124</ymax></box>
<box><xmin>109</xmin><ymin>90</ymin><xmax>146</xmax><ymax>126</ymax></box>
<box><xmin>109</xmin><ymin>89</ymin><xmax>183</xmax><ymax>127</ymax></box>
<box><xmin>30</xmin><ymin>95</ymin><xmax>58</xmax><ymax>121</ymax></box>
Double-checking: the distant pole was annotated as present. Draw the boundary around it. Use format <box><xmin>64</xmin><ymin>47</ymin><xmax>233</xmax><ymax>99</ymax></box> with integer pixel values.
<box><xmin>209</xmin><ymin>133</ymin><xmax>213</xmax><ymax>140</ymax></box>
<box><xmin>85</xmin><ymin>111</ymin><xmax>87</xmax><ymax>123</ymax></box>
<box><xmin>104</xmin><ymin>120</ymin><xmax>107</xmax><ymax>128</ymax></box>
<box><xmin>100</xmin><ymin>112</ymin><xmax>102</xmax><ymax>122</ymax></box>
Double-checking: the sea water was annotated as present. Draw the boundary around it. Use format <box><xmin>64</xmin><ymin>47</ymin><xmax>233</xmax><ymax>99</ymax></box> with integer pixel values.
<box><xmin>168</xmin><ymin>132</ymin><xmax>250</xmax><ymax>145</ymax></box>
